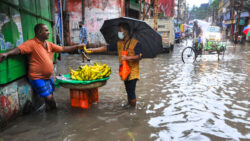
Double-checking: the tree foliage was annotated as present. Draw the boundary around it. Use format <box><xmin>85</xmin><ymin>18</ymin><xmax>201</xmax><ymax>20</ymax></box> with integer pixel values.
<box><xmin>189</xmin><ymin>0</ymin><xmax>219</xmax><ymax>21</ymax></box>
<box><xmin>209</xmin><ymin>0</ymin><xmax>220</xmax><ymax>13</ymax></box>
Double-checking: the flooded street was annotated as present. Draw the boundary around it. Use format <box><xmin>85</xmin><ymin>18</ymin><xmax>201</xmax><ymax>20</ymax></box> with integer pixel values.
<box><xmin>0</xmin><ymin>40</ymin><xmax>249</xmax><ymax>141</ymax></box>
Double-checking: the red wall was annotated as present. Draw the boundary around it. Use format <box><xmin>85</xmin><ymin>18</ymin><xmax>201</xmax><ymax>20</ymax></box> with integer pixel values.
<box><xmin>158</xmin><ymin>0</ymin><xmax>175</xmax><ymax>17</ymax></box>
<box><xmin>54</xmin><ymin>0</ymin><xmax>124</xmax><ymax>46</ymax></box>
<box><xmin>55</xmin><ymin>0</ymin><xmax>82</xmax><ymax>12</ymax></box>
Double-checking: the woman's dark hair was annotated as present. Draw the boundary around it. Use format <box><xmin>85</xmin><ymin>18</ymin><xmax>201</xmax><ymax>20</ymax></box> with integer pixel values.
<box><xmin>118</xmin><ymin>22</ymin><xmax>131</xmax><ymax>35</ymax></box>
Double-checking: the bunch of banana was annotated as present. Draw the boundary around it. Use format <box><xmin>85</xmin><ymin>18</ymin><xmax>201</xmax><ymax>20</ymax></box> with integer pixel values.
<box><xmin>69</xmin><ymin>62</ymin><xmax>111</xmax><ymax>81</ymax></box>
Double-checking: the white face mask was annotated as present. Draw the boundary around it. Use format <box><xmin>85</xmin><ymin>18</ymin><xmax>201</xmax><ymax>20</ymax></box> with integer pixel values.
<box><xmin>118</xmin><ymin>32</ymin><xmax>124</xmax><ymax>40</ymax></box>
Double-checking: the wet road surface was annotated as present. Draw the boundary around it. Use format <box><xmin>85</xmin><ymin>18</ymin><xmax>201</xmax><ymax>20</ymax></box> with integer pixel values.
<box><xmin>0</xmin><ymin>39</ymin><xmax>249</xmax><ymax>141</ymax></box>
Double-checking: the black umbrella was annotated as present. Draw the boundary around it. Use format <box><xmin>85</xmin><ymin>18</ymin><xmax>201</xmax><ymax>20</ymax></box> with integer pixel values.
<box><xmin>100</xmin><ymin>17</ymin><xmax>163</xmax><ymax>58</ymax></box>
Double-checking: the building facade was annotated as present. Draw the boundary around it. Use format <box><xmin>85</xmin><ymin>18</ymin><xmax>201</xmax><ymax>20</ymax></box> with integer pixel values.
<box><xmin>220</xmin><ymin>0</ymin><xmax>250</xmax><ymax>40</ymax></box>
<box><xmin>174</xmin><ymin>0</ymin><xmax>186</xmax><ymax>25</ymax></box>
<box><xmin>55</xmin><ymin>0</ymin><xmax>125</xmax><ymax>47</ymax></box>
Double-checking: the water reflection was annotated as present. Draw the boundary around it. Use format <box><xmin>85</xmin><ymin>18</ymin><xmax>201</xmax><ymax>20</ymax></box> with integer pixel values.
<box><xmin>147</xmin><ymin>42</ymin><xmax>250</xmax><ymax>140</ymax></box>
<box><xmin>0</xmin><ymin>40</ymin><xmax>249</xmax><ymax>141</ymax></box>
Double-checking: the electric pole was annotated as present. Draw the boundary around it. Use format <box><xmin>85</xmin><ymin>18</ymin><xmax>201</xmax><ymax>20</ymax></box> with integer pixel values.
<box><xmin>143</xmin><ymin>0</ymin><xmax>154</xmax><ymax>20</ymax></box>
<box><xmin>177</xmin><ymin>0</ymin><xmax>180</xmax><ymax>26</ymax></box>
<box><xmin>139</xmin><ymin>0</ymin><xmax>142</xmax><ymax>19</ymax></box>
<box><xmin>143</xmin><ymin>0</ymin><xmax>146</xmax><ymax>19</ymax></box>
<box><xmin>236</xmin><ymin>0</ymin><xmax>243</xmax><ymax>34</ymax></box>
<box><xmin>153</xmin><ymin>0</ymin><xmax>158</xmax><ymax>30</ymax></box>
<box><xmin>231</xmin><ymin>0</ymin><xmax>234</xmax><ymax>37</ymax></box>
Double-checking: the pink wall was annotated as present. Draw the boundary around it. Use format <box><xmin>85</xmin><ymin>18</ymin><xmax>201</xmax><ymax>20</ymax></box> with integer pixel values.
<box><xmin>84</xmin><ymin>0</ymin><xmax>123</xmax><ymax>45</ymax></box>
<box><xmin>158</xmin><ymin>0</ymin><xmax>175</xmax><ymax>17</ymax></box>
<box><xmin>55</xmin><ymin>0</ymin><xmax>124</xmax><ymax>46</ymax></box>
<box><xmin>0</xmin><ymin>78</ymin><xmax>35</xmax><ymax>126</ymax></box>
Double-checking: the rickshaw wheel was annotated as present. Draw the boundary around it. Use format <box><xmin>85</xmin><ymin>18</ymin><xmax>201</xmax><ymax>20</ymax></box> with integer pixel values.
<box><xmin>182</xmin><ymin>47</ymin><xmax>197</xmax><ymax>63</ymax></box>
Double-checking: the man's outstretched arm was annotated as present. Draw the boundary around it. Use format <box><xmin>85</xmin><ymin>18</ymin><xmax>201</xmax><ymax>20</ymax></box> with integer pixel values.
<box><xmin>0</xmin><ymin>48</ymin><xmax>21</xmax><ymax>62</ymax></box>
<box><xmin>61</xmin><ymin>44</ymin><xmax>84</xmax><ymax>52</ymax></box>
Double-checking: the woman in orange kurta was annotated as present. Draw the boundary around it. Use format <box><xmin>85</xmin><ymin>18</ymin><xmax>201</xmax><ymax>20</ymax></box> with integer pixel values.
<box><xmin>86</xmin><ymin>22</ymin><xmax>142</xmax><ymax>107</ymax></box>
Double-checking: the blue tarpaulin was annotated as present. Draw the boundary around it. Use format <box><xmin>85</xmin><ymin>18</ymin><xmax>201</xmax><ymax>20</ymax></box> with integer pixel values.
<box><xmin>224</xmin><ymin>12</ymin><xmax>231</xmax><ymax>21</ymax></box>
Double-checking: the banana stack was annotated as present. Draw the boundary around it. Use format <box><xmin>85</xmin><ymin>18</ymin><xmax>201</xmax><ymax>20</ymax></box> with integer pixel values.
<box><xmin>70</xmin><ymin>62</ymin><xmax>111</xmax><ymax>81</ymax></box>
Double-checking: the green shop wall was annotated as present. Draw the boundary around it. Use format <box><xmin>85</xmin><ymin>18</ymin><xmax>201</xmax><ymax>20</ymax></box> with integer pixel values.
<box><xmin>0</xmin><ymin>0</ymin><xmax>55</xmax><ymax>84</ymax></box>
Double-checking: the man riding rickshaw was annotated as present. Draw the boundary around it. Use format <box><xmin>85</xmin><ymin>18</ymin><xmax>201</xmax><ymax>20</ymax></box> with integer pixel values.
<box><xmin>192</xmin><ymin>20</ymin><xmax>203</xmax><ymax>55</ymax></box>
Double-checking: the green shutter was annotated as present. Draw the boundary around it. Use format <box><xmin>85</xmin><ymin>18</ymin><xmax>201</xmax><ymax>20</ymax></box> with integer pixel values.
<box><xmin>0</xmin><ymin>0</ymin><xmax>54</xmax><ymax>84</ymax></box>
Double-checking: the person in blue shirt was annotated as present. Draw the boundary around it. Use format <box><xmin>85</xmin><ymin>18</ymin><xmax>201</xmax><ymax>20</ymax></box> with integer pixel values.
<box><xmin>79</xmin><ymin>21</ymin><xmax>88</xmax><ymax>45</ymax></box>
<box><xmin>79</xmin><ymin>21</ymin><xmax>90</xmax><ymax>61</ymax></box>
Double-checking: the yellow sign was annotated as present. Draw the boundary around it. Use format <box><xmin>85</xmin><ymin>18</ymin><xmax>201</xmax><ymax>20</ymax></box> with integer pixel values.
<box><xmin>223</xmin><ymin>19</ymin><xmax>236</xmax><ymax>25</ymax></box>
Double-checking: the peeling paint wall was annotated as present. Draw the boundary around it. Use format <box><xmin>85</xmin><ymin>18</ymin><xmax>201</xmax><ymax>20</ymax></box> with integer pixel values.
<box><xmin>85</xmin><ymin>0</ymin><xmax>122</xmax><ymax>46</ymax></box>
<box><xmin>0</xmin><ymin>78</ymin><xmax>34</xmax><ymax>128</ymax></box>
<box><xmin>55</xmin><ymin>0</ymin><xmax>123</xmax><ymax>46</ymax></box>
<box><xmin>67</xmin><ymin>0</ymin><xmax>83</xmax><ymax>44</ymax></box>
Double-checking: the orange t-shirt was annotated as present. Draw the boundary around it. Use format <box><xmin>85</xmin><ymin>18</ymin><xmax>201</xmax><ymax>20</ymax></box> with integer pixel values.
<box><xmin>18</xmin><ymin>37</ymin><xmax>62</xmax><ymax>80</ymax></box>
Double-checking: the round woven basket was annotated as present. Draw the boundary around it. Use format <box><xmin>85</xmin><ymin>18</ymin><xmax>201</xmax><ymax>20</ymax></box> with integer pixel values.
<box><xmin>60</xmin><ymin>80</ymin><xmax>107</xmax><ymax>90</ymax></box>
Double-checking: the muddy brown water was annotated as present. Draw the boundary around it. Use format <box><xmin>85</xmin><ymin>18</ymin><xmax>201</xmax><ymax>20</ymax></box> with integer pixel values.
<box><xmin>0</xmin><ymin>40</ymin><xmax>249</xmax><ymax>141</ymax></box>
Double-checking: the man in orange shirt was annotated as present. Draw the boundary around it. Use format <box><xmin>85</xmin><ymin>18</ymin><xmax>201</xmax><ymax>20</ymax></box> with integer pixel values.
<box><xmin>0</xmin><ymin>23</ymin><xmax>84</xmax><ymax>111</ymax></box>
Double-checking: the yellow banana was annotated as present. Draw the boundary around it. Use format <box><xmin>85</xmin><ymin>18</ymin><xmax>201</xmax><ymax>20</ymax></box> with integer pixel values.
<box><xmin>83</xmin><ymin>45</ymin><xmax>92</xmax><ymax>54</ymax></box>
<box><xmin>70</xmin><ymin>68</ymin><xmax>78</xmax><ymax>74</ymax></box>
<box><xmin>101</xmin><ymin>69</ymin><xmax>108</xmax><ymax>76</ymax></box>
<box><xmin>69</xmin><ymin>62</ymin><xmax>111</xmax><ymax>81</ymax></box>
<box><xmin>71</xmin><ymin>74</ymin><xmax>77</xmax><ymax>80</ymax></box>
<box><xmin>105</xmin><ymin>71</ymin><xmax>111</xmax><ymax>77</ymax></box>
<box><xmin>102</xmin><ymin>67</ymin><xmax>111</xmax><ymax>77</ymax></box>
<box><xmin>92</xmin><ymin>75</ymin><xmax>99</xmax><ymax>80</ymax></box>
<box><xmin>75</xmin><ymin>75</ymin><xmax>83</xmax><ymax>81</ymax></box>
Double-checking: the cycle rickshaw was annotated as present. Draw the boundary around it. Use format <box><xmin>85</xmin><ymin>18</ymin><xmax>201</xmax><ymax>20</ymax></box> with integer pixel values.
<box><xmin>181</xmin><ymin>26</ymin><xmax>226</xmax><ymax>63</ymax></box>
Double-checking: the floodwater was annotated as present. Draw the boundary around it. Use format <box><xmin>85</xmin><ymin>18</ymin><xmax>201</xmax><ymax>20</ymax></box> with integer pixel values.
<box><xmin>0</xmin><ymin>39</ymin><xmax>249</xmax><ymax>141</ymax></box>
